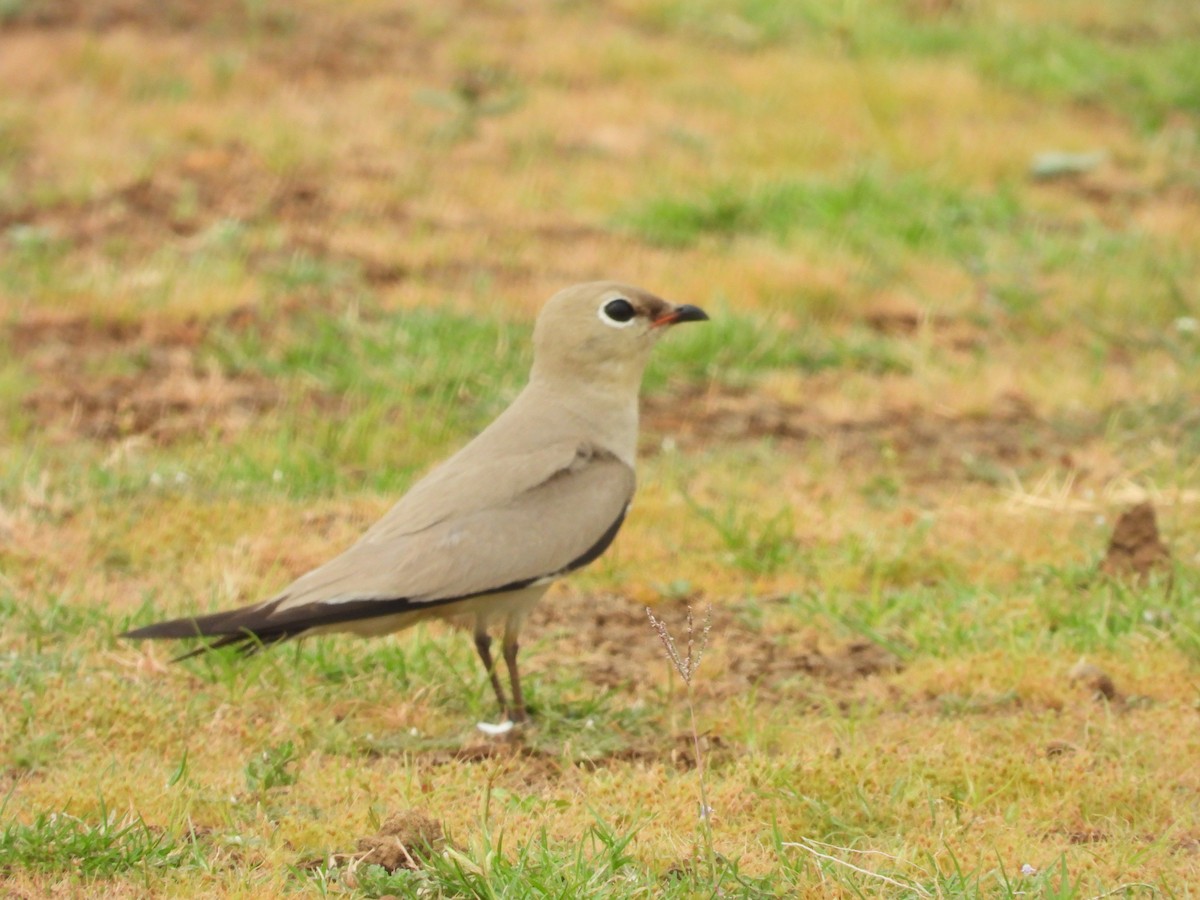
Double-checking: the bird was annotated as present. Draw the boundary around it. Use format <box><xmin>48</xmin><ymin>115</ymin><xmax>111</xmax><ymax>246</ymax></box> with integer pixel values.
<box><xmin>123</xmin><ymin>281</ymin><xmax>708</xmax><ymax>724</ymax></box>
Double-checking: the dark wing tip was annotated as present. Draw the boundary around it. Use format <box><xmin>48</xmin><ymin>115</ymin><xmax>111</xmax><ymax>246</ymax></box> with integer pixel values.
<box><xmin>122</xmin><ymin>618</ymin><xmax>213</xmax><ymax>640</ymax></box>
<box><xmin>121</xmin><ymin>596</ymin><xmax>343</xmax><ymax>660</ymax></box>
<box><xmin>170</xmin><ymin>629</ymin><xmax>292</xmax><ymax>661</ymax></box>
<box><xmin>121</xmin><ymin>599</ymin><xmax>286</xmax><ymax>643</ymax></box>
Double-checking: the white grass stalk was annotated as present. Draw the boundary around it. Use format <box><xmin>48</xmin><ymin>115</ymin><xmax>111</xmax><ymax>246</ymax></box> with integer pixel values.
<box><xmin>783</xmin><ymin>838</ymin><xmax>932</xmax><ymax>897</ymax></box>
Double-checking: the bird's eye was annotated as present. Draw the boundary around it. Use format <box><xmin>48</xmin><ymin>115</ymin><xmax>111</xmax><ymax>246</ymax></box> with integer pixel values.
<box><xmin>599</xmin><ymin>298</ymin><xmax>637</xmax><ymax>327</ymax></box>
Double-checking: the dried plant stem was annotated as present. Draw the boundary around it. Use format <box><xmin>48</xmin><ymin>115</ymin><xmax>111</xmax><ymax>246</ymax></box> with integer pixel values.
<box><xmin>684</xmin><ymin>678</ymin><xmax>712</xmax><ymax>853</ymax></box>
<box><xmin>647</xmin><ymin>604</ymin><xmax>715</xmax><ymax>880</ymax></box>
<box><xmin>783</xmin><ymin>838</ymin><xmax>932</xmax><ymax>897</ymax></box>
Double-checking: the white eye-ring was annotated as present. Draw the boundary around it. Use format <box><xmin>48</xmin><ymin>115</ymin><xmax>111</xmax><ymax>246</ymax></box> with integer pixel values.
<box><xmin>598</xmin><ymin>297</ymin><xmax>637</xmax><ymax>328</ymax></box>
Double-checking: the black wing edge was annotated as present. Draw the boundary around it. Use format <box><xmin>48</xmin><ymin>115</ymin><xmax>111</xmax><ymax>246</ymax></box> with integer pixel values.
<box><xmin>121</xmin><ymin>504</ymin><xmax>628</xmax><ymax>659</ymax></box>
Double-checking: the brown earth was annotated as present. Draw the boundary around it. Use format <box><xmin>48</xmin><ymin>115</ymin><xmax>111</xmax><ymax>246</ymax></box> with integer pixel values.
<box><xmin>1099</xmin><ymin>502</ymin><xmax>1171</xmax><ymax>579</ymax></box>
<box><xmin>3</xmin><ymin>0</ymin><xmax>265</xmax><ymax>31</ymax></box>
<box><xmin>643</xmin><ymin>383</ymin><xmax>1063</xmax><ymax>482</ymax></box>
<box><xmin>420</xmin><ymin>730</ymin><xmax>735</xmax><ymax>776</ymax></box>
<box><xmin>354</xmin><ymin>808</ymin><xmax>445</xmax><ymax>873</ymax></box>
<box><xmin>1067</xmin><ymin>661</ymin><xmax>1120</xmax><ymax>702</ymax></box>
<box><xmin>0</xmin><ymin>143</ymin><xmax>613</xmax><ymax>293</ymax></box>
<box><xmin>531</xmin><ymin>593</ymin><xmax>903</xmax><ymax>701</ymax></box>
<box><xmin>2</xmin><ymin>0</ymin><xmax>428</xmax><ymax>81</ymax></box>
<box><xmin>861</xmin><ymin>296</ymin><xmax>986</xmax><ymax>352</ymax></box>
<box><xmin>11</xmin><ymin>312</ymin><xmax>279</xmax><ymax>443</ymax></box>
<box><xmin>0</xmin><ymin>143</ymin><xmax>337</xmax><ymax>261</ymax></box>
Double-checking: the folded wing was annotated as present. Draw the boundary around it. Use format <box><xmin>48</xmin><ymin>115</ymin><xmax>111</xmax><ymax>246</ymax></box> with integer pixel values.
<box><xmin>123</xmin><ymin>443</ymin><xmax>635</xmax><ymax>653</ymax></box>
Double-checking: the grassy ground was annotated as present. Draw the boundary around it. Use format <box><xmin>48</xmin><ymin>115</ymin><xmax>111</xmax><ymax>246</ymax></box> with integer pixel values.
<box><xmin>2</xmin><ymin>0</ymin><xmax>1200</xmax><ymax>896</ymax></box>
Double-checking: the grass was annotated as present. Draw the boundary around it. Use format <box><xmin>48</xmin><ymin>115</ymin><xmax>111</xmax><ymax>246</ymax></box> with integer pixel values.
<box><xmin>621</xmin><ymin>168</ymin><xmax>1023</xmax><ymax>256</ymax></box>
<box><xmin>635</xmin><ymin>0</ymin><xmax>1200</xmax><ymax>129</ymax></box>
<box><xmin>0</xmin><ymin>808</ymin><xmax>186</xmax><ymax>879</ymax></box>
<box><xmin>2</xmin><ymin>0</ymin><xmax>1199</xmax><ymax>895</ymax></box>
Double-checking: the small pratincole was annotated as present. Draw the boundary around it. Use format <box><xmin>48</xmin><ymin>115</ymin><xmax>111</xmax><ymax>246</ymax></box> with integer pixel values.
<box><xmin>123</xmin><ymin>281</ymin><xmax>708</xmax><ymax>724</ymax></box>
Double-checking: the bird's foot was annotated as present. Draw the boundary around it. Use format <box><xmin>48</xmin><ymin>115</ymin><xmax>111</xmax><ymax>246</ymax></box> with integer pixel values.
<box><xmin>475</xmin><ymin>719</ymin><xmax>516</xmax><ymax>737</ymax></box>
<box><xmin>476</xmin><ymin>708</ymin><xmax>530</xmax><ymax>737</ymax></box>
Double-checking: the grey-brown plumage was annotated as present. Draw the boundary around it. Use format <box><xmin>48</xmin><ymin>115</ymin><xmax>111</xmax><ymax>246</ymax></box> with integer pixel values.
<box><xmin>123</xmin><ymin>281</ymin><xmax>707</xmax><ymax>723</ymax></box>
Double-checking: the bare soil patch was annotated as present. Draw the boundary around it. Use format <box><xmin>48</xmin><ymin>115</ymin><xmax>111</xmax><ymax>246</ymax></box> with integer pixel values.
<box><xmin>1</xmin><ymin>143</ymin><xmax>333</xmax><ymax>256</ymax></box>
<box><xmin>862</xmin><ymin>297</ymin><xmax>986</xmax><ymax>352</ymax></box>
<box><xmin>2</xmin><ymin>0</ymin><xmax>252</xmax><ymax>30</ymax></box>
<box><xmin>644</xmin><ymin>384</ymin><xmax>1062</xmax><ymax>482</ymax></box>
<box><xmin>3</xmin><ymin>0</ymin><xmax>425</xmax><ymax>81</ymax></box>
<box><xmin>1</xmin><ymin>142</ymin><xmax>590</xmax><ymax>292</ymax></box>
<box><xmin>11</xmin><ymin>312</ymin><xmax>279</xmax><ymax>444</ymax></box>
<box><xmin>420</xmin><ymin>722</ymin><xmax>737</xmax><ymax>775</ymax></box>
<box><xmin>531</xmin><ymin>593</ymin><xmax>903</xmax><ymax>700</ymax></box>
<box><xmin>1033</xmin><ymin>158</ymin><xmax>1200</xmax><ymax>240</ymax></box>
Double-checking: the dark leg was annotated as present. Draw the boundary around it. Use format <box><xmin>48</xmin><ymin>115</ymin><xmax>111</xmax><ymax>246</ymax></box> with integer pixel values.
<box><xmin>503</xmin><ymin>636</ymin><xmax>526</xmax><ymax>723</ymax></box>
<box><xmin>474</xmin><ymin>631</ymin><xmax>509</xmax><ymax>718</ymax></box>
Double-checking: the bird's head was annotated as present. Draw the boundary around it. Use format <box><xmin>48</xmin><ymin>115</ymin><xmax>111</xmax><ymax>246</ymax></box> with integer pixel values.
<box><xmin>531</xmin><ymin>281</ymin><xmax>708</xmax><ymax>389</ymax></box>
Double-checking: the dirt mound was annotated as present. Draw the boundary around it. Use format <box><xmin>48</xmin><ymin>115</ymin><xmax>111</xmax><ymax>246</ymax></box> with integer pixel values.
<box><xmin>1100</xmin><ymin>502</ymin><xmax>1171</xmax><ymax>579</ymax></box>
<box><xmin>1067</xmin><ymin>660</ymin><xmax>1120</xmax><ymax>702</ymax></box>
<box><xmin>355</xmin><ymin>809</ymin><xmax>445</xmax><ymax>873</ymax></box>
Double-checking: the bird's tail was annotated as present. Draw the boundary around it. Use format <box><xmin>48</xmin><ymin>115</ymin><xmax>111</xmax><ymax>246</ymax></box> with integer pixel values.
<box><xmin>122</xmin><ymin>589</ymin><xmax>466</xmax><ymax>660</ymax></box>
<box><xmin>121</xmin><ymin>601</ymin><xmax>294</xmax><ymax>659</ymax></box>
